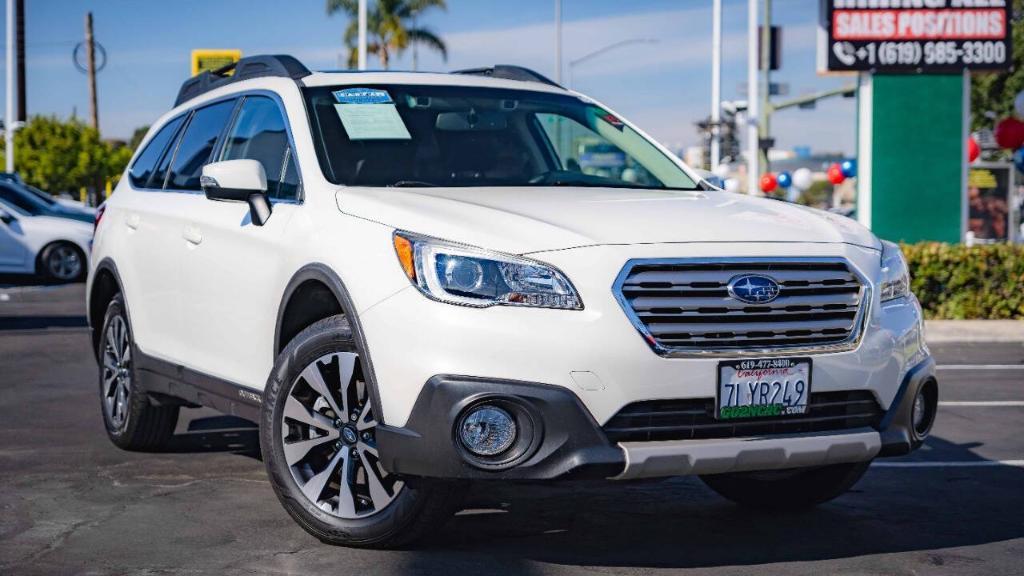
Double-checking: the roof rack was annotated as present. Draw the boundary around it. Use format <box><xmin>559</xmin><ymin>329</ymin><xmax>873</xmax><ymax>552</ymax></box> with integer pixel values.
<box><xmin>451</xmin><ymin>65</ymin><xmax>563</xmax><ymax>89</ymax></box>
<box><xmin>174</xmin><ymin>55</ymin><xmax>311</xmax><ymax>107</ymax></box>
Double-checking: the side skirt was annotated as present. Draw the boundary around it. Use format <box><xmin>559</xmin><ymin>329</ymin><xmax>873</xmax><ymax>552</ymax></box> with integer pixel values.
<box><xmin>134</xmin><ymin>350</ymin><xmax>262</xmax><ymax>423</ymax></box>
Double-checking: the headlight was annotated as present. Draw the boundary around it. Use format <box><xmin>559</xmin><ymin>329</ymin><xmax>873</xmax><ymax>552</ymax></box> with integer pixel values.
<box><xmin>879</xmin><ymin>240</ymin><xmax>910</xmax><ymax>302</ymax></box>
<box><xmin>392</xmin><ymin>232</ymin><xmax>583</xmax><ymax>310</ymax></box>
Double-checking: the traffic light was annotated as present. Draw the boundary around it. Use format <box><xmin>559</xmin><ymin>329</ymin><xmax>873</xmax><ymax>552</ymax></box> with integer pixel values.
<box><xmin>696</xmin><ymin>107</ymin><xmax>741</xmax><ymax>167</ymax></box>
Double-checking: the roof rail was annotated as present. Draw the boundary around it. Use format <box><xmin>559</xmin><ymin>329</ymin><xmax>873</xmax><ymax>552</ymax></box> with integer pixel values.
<box><xmin>451</xmin><ymin>65</ymin><xmax>563</xmax><ymax>89</ymax></box>
<box><xmin>174</xmin><ymin>55</ymin><xmax>312</xmax><ymax>107</ymax></box>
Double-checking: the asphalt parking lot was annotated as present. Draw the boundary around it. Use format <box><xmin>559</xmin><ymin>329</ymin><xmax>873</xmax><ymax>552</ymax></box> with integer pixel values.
<box><xmin>1</xmin><ymin>282</ymin><xmax>1022</xmax><ymax>575</ymax></box>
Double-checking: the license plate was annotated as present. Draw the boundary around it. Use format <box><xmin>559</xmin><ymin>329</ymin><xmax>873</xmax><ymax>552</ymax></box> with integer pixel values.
<box><xmin>717</xmin><ymin>358</ymin><xmax>812</xmax><ymax>420</ymax></box>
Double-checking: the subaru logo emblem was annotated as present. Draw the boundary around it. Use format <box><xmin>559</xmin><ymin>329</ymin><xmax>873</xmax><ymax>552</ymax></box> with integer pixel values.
<box><xmin>727</xmin><ymin>274</ymin><xmax>781</xmax><ymax>304</ymax></box>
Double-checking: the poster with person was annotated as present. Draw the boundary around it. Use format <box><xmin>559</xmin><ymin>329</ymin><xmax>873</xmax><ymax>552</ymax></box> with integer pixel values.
<box><xmin>967</xmin><ymin>163</ymin><xmax>1013</xmax><ymax>242</ymax></box>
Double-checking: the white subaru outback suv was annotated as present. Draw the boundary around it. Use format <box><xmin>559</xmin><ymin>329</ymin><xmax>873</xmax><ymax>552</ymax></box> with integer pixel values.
<box><xmin>87</xmin><ymin>55</ymin><xmax>938</xmax><ymax>548</ymax></box>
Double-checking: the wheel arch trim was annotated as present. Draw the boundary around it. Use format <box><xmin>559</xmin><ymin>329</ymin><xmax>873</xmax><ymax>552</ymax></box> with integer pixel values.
<box><xmin>274</xmin><ymin>263</ymin><xmax>387</xmax><ymax>424</ymax></box>
<box><xmin>88</xmin><ymin>257</ymin><xmax>131</xmax><ymax>360</ymax></box>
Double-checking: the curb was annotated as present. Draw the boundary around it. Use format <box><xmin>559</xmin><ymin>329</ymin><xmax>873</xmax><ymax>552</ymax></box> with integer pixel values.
<box><xmin>925</xmin><ymin>320</ymin><xmax>1024</xmax><ymax>344</ymax></box>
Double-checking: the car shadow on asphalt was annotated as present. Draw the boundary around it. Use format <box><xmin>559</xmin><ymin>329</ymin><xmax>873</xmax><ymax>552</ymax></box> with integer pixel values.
<box><xmin>400</xmin><ymin>433</ymin><xmax>1024</xmax><ymax>570</ymax></box>
<box><xmin>0</xmin><ymin>274</ymin><xmax>84</xmax><ymax>288</ymax></box>
<box><xmin>0</xmin><ymin>315</ymin><xmax>88</xmax><ymax>330</ymax></box>
<box><xmin>163</xmin><ymin>414</ymin><xmax>261</xmax><ymax>460</ymax></box>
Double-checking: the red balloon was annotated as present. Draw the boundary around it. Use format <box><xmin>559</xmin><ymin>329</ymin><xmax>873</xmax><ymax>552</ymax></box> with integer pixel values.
<box><xmin>827</xmin><ymin>163</ymin><xmax>846</xmax><ymax>185</ymax></box>
<box><xmin>967</xmin><ymin>136</ymin><xmax>981</xmax><ymax>162</ymax></box>
<box><xmin>994</xmin><ymin>117</ymin><xmax>1024</xmax><ymax>149</ymax></box>
<box><xmin>759</xmin><ymin>173</ymin><xmax>778</xmax><ymax>193</ymax></box>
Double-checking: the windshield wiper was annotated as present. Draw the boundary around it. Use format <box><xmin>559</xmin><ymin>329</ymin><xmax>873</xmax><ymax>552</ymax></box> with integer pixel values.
<box><xmin>390</xmin><ymin>180</ymin><xmax>438</xmax><ymax>188</ymax></box>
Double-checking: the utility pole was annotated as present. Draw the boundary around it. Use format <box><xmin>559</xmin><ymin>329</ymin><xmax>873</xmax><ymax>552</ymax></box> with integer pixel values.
<box><xmin>84</xmin><ymin>12</ymin><xmax>98</xmax><ymax>133</ymax></box>
<box><xmin>746</xmin><ymin>0</ymin><xmax>759</xmax><ymax>195</ymax></box>
<box><xmin>357</xmin><ymin>0</ymin><xmax>367</xmax><ymax>70</ymax></box>
<box><xmin>5</xmin><ymin>0</ymin><xmax>15</xmax><ymax>173</ymax></box>
<box><xmin>710</xmin><ymin>0</ymin><xmax>722</xmax><ymax>169</ymax></box>
<box><xmin>759</xmin><ymin>0</ymin><xmax>772</xmax><ymax>174</ymax></box>
<box><xmin>15</xmin><ymin>0</ymin><xmax>24</xmax><ymax>122</ymax></box>
<box><xmin>554</xmin><ymin>0</ymin><xmax>562</xmax><ymax>84</ymax></box>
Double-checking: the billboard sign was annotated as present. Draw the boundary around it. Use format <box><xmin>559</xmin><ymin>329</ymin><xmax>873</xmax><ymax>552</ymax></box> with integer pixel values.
<box><xmin>821</xmin><ymin>1</ymin><xmax>1012</xmax><ymax>72</ymax></box>
<box><xmin>191</xmin><ymin>49</ymin><xmax>242</xmax><ymax>76</ymax></box>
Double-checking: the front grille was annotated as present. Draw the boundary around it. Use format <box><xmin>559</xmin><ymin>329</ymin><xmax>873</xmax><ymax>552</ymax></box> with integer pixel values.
<box><xmin>603</xmin><ymin>391</ymin><xmax>883</xmax><ymax>443</ymax></box>
<box><xmin>614</xmin><ymin>259</ymin><xmax>867</xmax><ymax>353</ymax></box>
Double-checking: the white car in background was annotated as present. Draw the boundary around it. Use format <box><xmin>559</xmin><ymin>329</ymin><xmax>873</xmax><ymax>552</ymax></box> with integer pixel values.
<box><xmin>0</xmin><ymin>197</ymin><xmax>93</xmax><ymax>282</ymax></box>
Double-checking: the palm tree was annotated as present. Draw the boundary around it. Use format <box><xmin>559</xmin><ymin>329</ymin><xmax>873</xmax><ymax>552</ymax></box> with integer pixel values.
<box><xmin>327</xmin><ymin>0</ymin><xmax>448</xmax><ymax>70</ymax></box>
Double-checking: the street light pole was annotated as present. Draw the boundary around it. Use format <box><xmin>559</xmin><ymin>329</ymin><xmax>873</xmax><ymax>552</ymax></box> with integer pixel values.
<box><xmin>710</xmin><ymin>0</ymin><xmax>722</xmax><ymax>169</ymax></box>
<box><xmin>5</xmin><ymin>0</ymin><xmax>15</xmax><ymax>173</ymax></box>
<box><xmin>759</xmin><ymin>0</ymin><xmax>772</xmax><ymax>174</ymax></box>
<box><xmin>746</xmin><ymin>0</ymin><xmax>759</xmax><ymax>195</ymax></box>
<box><xmin>357</xmin><ymin>0</ymin><xmax>367</xmax><ymax>70</ymax></box>
<box><xmin>555</xmin><ymin>0</ymin><xmax>562</xmax><ymax>84</ymax></box>
<box><xmin>568</xmin><ymin>38</ymin><xmax>658</xmax><ymax>90</ymax></box>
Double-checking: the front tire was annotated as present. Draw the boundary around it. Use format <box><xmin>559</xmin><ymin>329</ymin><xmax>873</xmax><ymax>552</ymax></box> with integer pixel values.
<box><xmin>98</xmin><ymin>294</ymin><xmax>179</xmax><ymax>450</ymax></box>
<box><xmin>261</xmin><ymin>315</ymin><xmax>461</xmax><ymax>548</ymax></box>
<box><xmin>700</xmin><ymin>461</ymin><xmax>871</xmax><ymax>511</ymax></box>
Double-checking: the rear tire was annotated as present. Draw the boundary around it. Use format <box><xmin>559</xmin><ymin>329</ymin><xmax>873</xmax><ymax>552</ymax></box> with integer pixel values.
<box><xmin>700</xmin><ymin>461</ymin><xmax>871</xmax><ymax>511</ymax></box>
<box><xmin>261</xmin><ymin>315</ymin><xmax>462</xmax><ymax>549</ymax></box>
<box><xmin>98</xmin><ymin>294</ymin><xmax>179</xmax><ymax>450</ymax></box>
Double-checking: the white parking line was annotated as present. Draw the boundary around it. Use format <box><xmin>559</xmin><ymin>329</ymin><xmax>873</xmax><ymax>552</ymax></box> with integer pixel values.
<box><xmin>939</xmin><ymin>401</ymin><xmax>1024</xmax><ymax>407</ymax></box>
<box><xmin>937</xmin><ymin>364</ymin><xmax>1024</xmax><ymax>370</ymax></box>
<box><xmin>873</xmin><ymin>460</ymin><xmax>1024</xmax><ymax>468</ymax></box>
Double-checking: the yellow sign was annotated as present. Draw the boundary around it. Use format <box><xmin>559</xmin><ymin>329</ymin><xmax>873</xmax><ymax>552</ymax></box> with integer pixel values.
<box><xmin>191</xmin><ymin>49</ymin><xmax>242</xmax><ymax>76</ymax></box>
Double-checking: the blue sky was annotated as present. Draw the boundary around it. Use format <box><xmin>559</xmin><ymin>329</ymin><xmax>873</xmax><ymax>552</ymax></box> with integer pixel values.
<box><xmin>3</xmin><ymin>0</ymin><xmax>857</xmax><ymax>155</ymax></box>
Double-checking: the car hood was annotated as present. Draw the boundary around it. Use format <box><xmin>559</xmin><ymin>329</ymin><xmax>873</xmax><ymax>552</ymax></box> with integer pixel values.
<box><xmin>335</xmin><ymin>186</ymin><xmax>880</xmax><ymax>254</ymax></box>
<box><xmin>28</xmin><ymin>214</ymin><xmax>94</xmax><ymax>237</ymax></box>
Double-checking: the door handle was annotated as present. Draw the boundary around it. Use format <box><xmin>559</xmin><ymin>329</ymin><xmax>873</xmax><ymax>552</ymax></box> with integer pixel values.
<box><xmin>183</xmin><ymin>224</ymin><xmax>203</xmax><ymax>245</ymax></box>
<box><xmin>125</xmin><ymin>213</ymin><xmax>140</xmax><ymax>230</ymax></box>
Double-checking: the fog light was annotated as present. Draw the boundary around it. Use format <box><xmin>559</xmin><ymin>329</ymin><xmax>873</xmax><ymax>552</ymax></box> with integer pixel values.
<box><xmin>911</xmin><ymin>380</ymin><xmax>938</xmax><ymax>440</ymax></box>
<box><xmin>459</xmin><ymin>405</ymin><xmax>516</xmax><ymax>456</ymax></box>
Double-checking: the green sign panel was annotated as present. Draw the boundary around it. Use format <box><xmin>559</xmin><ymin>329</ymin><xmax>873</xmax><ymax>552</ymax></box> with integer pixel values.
<box><xmin>860</xmin><ymin>74</ymin><xmax>964</xmax><ymax>243</ymax></box>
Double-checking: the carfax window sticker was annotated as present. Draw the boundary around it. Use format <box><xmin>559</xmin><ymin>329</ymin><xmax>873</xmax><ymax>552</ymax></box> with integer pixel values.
<box><xmin>332</xmin><ymin>87</ymin><xmax>411</xmax><ymax>140</ymax></box>
<box><xmin>332</xmin><ymin>88</ymin><xmax>394</xmax><ymax>104</ymax></box>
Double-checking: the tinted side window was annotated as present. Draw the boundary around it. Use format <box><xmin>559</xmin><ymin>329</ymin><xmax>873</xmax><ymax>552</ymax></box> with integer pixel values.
<box><xmin>129</xmin><ymin>115</ymin><xmax>184</xmax><ymax>189</ymax></box>
<box><xmin>168</xmin><ymin>99</ymin><xmax>236</xmax><ymax>191</ymax></box>
<box><xmin>279</xmin><ymin>151</ymin><xmax>299</xmax><ymax>200</ymax></box>
<box><xmin>221</xmin><ymin>96</ymin><xmax>299</xmax><ymax>200</ymax></box>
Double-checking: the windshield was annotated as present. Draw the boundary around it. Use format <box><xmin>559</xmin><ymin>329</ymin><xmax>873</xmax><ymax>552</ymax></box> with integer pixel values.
<box><xmin>304</xmin><ymin>84</ymin><xmax>698</xmax><ymax>190</ymax></box>
<box><xmin>23</xmin><ymin>184</ymin><xmax>58</xmax><ymax>206</ymax></box>
<box><xmin>0</xmin><ymin>184</ymin><xmax>47</xmax><ymax>215</ymax></box>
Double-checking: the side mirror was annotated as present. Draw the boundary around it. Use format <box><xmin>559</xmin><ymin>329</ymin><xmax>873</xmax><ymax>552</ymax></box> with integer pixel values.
<box><xmin>0</xmin><ymin>206</ymin><xmax>16</xmax><ymax>225</ymax></box>
<box><xmin>200</xmin><ymin>160</ymin><xmax>272</xmax><ymax>226</ymax></box>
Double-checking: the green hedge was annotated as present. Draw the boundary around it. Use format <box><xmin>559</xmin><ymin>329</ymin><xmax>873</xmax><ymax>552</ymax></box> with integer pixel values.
<box><xmin>903</xmin><ymin>242</ymin><xmax>1024</xmax><ymax>319</ymax></box>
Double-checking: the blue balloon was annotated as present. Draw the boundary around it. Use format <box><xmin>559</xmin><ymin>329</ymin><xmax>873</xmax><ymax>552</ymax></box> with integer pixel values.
<box><xmin>840</xmin><ymin>159</ymin><xmax>857</xmax><ymax>178</ymax></box>
<box><xmin>776</xmin><ymin>171</ymin><xmax>793</xmax><ymax>188</ymax></box>
<box><xmin>1014</xmin><ymin>148</ymin><xmax>1024</xmax><ymax>173</ymax></box>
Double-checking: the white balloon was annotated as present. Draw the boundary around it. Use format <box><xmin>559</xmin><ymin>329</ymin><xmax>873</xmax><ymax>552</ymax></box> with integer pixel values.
<box><xmin>1015</xmin><ymin>90</ymin><xmax>1024</xmax><ymax>118</ymax></box>
<box><xmin>792</xmin><ymin>167</ymin><xmax>813</xmax><ymax>190</ymax></box>
<box><xmin>724</xmin><ymin>178</ymin><xmax>740</xmax><ymax>192</ymax></box>
<box><xmin>712</xmin><ymin>163</ymin><xmax>731</xmax><ymax>179</ymax></box>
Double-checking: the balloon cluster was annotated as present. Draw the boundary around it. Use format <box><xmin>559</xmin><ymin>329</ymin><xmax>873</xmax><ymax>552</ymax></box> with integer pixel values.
<box><xmin>993</xmin><ymin>90</ymin><xmax>1024</xmax><ymax>171</ymax></box>
<box><xmin>758</xmin><ymin>160</ymin><xmax>855</xmax><ymax>197</ymax></box>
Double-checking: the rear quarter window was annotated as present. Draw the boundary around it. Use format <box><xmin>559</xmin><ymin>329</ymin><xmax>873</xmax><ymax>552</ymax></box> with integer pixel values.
<box><xmin>128</xmin><ymin>115</ymin><xmax>185</xmax><ymax>189</ymax></box>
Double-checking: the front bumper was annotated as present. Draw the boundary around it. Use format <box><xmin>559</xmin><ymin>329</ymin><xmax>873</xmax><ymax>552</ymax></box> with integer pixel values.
<box><xmin>360</xmin><ymin>242</ymin><xmax>934</xmax><ymax>480</ymax></box>
<box><xmin>377</xmin><ymin>357</ymin><xmax>937</xmax><ymax>481</ymax></box>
